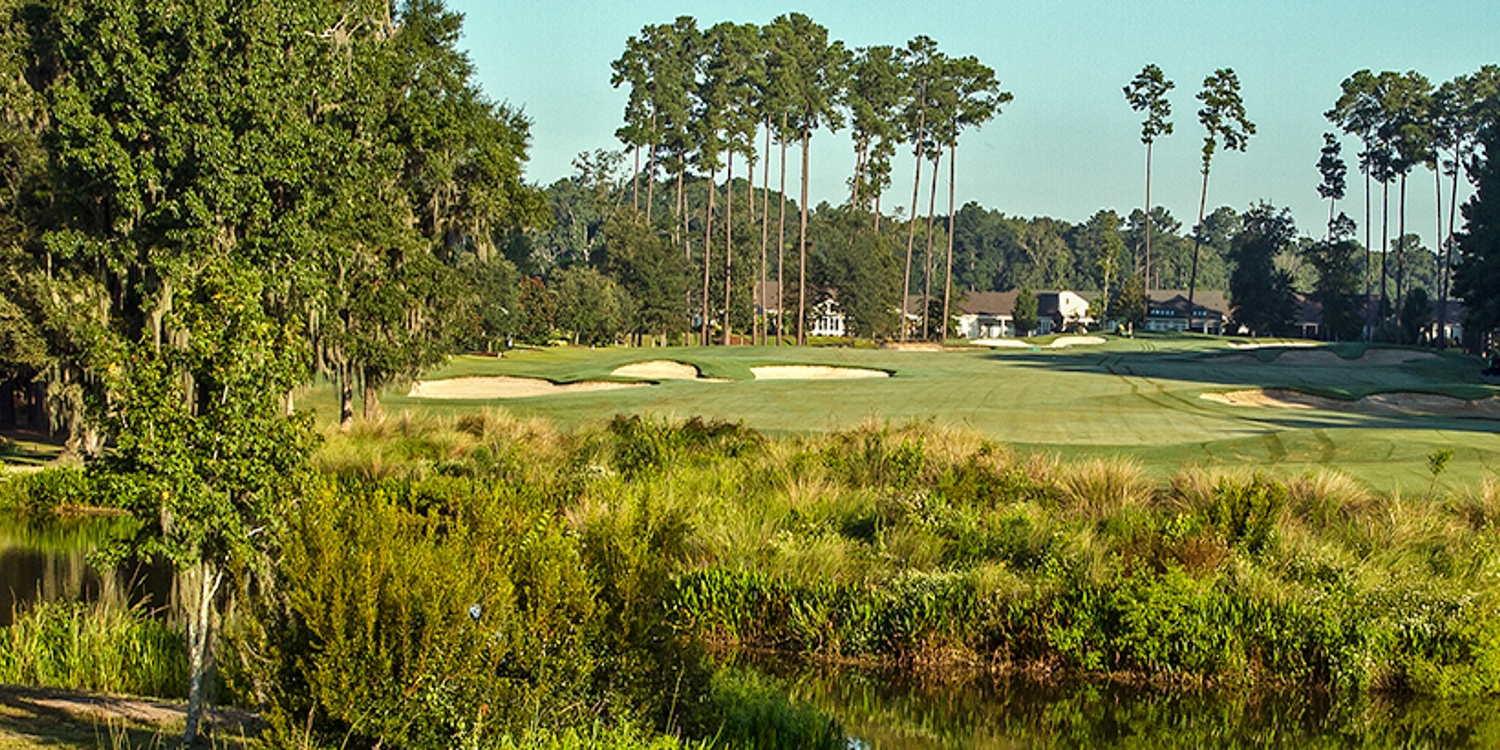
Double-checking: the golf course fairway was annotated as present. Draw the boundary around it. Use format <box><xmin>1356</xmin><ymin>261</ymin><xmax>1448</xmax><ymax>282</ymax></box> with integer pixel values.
<box><xmin>306</xmin><ymin>334</ymin><xmax>1500</xmax><ymax>494</ymax></box>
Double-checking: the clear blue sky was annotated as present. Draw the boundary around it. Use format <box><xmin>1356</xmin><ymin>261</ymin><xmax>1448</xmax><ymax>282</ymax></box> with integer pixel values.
<box><xmin>448</xmin><ymin>0</ymin><xmax>1498</xmax><ymax>251</ymax></box>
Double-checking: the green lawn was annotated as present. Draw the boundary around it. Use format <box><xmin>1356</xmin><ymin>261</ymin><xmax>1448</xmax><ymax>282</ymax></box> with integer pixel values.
<box><xmin>301</xmin><ymin>333</ymin><xmax>1500</xmax><ymax>494</ymax></box>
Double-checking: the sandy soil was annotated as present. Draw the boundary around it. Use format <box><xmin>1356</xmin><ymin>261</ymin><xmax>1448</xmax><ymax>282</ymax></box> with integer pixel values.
<box><xmin>408</xmin><ymin>377</ymin><xmax>649</xmax><ymax>399</ymax></box>
<box><xmin>750</xmin><ymin>365</ymin><xmax>891</xmax><ymax>380</ymax></box>
<box><xmin>1227</xmin><ymin>341</ymin><xmax>1322</xmax><ymax>350</ymax></box>
<box><xmin>1201</xmin><ymin>388</ymin><xmax>1500</xmax><ymax>418</ymax></box>
<box><xmin>609</xmin><ymin>361</ymin><xmax>727</xmax><ymax>381</ymax></box>
<box><xmin>971</xmin><ymin>336</ymin><xmax>1107</xmax><ymax>349</ymax></box>
<box><xmin>1215</xmin><ymin>349</ymin><xmax>1441</xmax><ymax>366</ymax></box>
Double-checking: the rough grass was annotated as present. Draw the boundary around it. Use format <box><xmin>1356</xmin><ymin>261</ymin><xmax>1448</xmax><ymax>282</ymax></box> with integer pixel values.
<box><xmin>306</xmin><ymin>414</ymin><xmax>1500</xmax><ymax>695</ymax></box>
<box><xmin>301</xmin><ymin>335</ymin><xmax>1500</xmax><ymax>494</ymax></box>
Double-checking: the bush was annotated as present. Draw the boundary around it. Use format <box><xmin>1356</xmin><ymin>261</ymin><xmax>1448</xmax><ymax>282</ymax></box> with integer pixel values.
<box><xmin>0</xmin><ymin>466</ymin><xmax>95</xmax><ymax>512</ymax></box>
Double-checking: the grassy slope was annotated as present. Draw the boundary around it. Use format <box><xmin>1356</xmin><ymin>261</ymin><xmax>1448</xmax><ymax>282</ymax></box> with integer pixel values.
<box><xmin>299</xmin><ymin>334</ymin><xmax>1500</xmax><ymax>493</ymax></box>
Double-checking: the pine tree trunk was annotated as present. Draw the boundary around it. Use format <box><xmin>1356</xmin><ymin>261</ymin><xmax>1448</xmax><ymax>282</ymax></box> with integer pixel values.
<box><xmin>702</xmin><ymin>167</ymin><xmax>716</xmax><ymax>346</ymax></box>
<box><xmin>1441</xmin><ymin>147</ymin><xmax>1463</xmax><ymax>348</ymax></box>
<box><xmin>901</xmin><ymin>83</ymin><xmax>928</xmax><ymax>342</ymax></box>
<box><xmin>921</xmin><ymin>150</ymin><xmax>941</xmax><ymax>340</ymax></box>
<box><xmin>776</xmin><ymin>112</ymin><xmax>788</xmax><ymax>346</ymax></box>
<box><xmin>645</xmin><ymin>110</ymin><xmax>658</xmax><ymax>223</ymax></box>
<box><xmin>942</xmin><ymin>142</ymin><xmax>957</xmax><ymax>342</ymax></box>
<box><xmin>1187</xmin><ymin>167</ymin><xmax>1210</xmax><ymax>332</ymax></box>
<box><xmin>1396</xmin><ymin>172</ymin><xmax>1407</xmax><ymax>336</ymax></box>
<box><xmin>632</xmin><ymin>144</ymin><xmax>640</xmax><ymax>212</ymax></box>
<box><xmin>1380</xmin><ymin>178</ymin><xmax>1390</xmax><ymax>332</ymax></box>
<box><xmin>1144</xmin><ymin>141</ymin><xmax>1153</xmax><ymax>291</ymax></box>
<box><xmin>797</xmin><ymin>126</ymin><xmax>811</xmax><ymax>346</ymax></box>
<box><xmin>759</xmin><ymin>115</ymin><xmax>771</xmax><ymax>346</ymax></box>
<box><xmin>722</xmin><ymin>152</ymin><xmax>734</xmax><ymax>347</ymax></box>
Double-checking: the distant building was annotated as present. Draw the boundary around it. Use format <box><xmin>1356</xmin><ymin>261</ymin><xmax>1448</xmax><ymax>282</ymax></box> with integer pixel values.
<box><xmin>1144</xmin><ymin>290</ymin><xmax>1228</xmax><ymax>334</ymax></box>
<box><xmin>949</xmin><ymin>289</ymin><xmax>1097</xmax><ymax>338</ymax></box>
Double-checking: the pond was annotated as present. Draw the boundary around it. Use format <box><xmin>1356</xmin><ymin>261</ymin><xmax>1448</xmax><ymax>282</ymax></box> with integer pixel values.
<box><xmin>0</xmin><ymin>511</ymin><xmax>173</xmax><ymax>626</ymax></box>
<box><xmin>739</xmin><ymin>656</ymin><xmax>1500</xmax><ymax>748</ymax></box>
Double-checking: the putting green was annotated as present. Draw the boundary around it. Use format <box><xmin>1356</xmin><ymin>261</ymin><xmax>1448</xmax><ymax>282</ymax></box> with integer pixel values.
<box><xmin>301</xmin><ymin>334</ymin><xmax>1500</xmax><ymax>493</ymax></box>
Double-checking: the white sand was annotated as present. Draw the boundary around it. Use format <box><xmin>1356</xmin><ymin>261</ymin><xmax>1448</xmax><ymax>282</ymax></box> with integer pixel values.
<box><xmin>750</xmin><ymin>365</ymin><xmax>891</xmax><ymax>380</ymax></box>
<box><xmin>971</xmin><ymin>335</ymin><xmax>1106</xmax><ymax>349</ymax></box>
<box><xmin>1227</xmin><ymin>341</ymin><xmax>1322</xmax><ymax>350</ymax></box>
<box><xmin>1201</xmin><ymin>388</ymin><xmax>1500</xmax><ymax>418</ymax></box>
<box><xmin>609</xmin><ymin>360</ymin><xmax>728</xmax><ymax>382</ymax></box>
<box><xmin>408</xmin><ymin>377</ymin><xmax>649</xmax><ymax>400</ymax></box>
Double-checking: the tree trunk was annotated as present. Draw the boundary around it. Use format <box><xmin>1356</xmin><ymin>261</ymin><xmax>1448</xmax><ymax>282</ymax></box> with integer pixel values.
<box><xmin>646</xmin><ymin>109</ymin><xmax>658</xmax><ymax>223</ymax></box>
<box><xmin>182</xmin><ymin>560</ymin><xmax>223</xmax><ymax>748</ymax></box>
<box><xmin>921</xmin><ymin>150</ymin><xmax>941</xmax><ymax>340</ymax></box>
<box><xmin>702</xmin><ymin>166</ymin><xmax>716</xmax><ymax>346</ymax></box>
<box><xmin>1380</xmin><ymin>178</ymin><xmax>1390</xmax><ymax>332</ymax></box>
<box><xmin>797</xmin><ymin>126</ymin><xmax>811</xmax><ymax>346</ymax></box>
<box><xmin>722</xmin><ymin>152</ymin><xmax>735</xmax><ymax>347</ymax></box>
<box><xmin>1187</xmin><ymin>167</ymin><xmax>1210</xmax><ymax>333</ymax></box>
<box><xmin>339</xmin><ymin>366</ymin><xmax>354</xmax><ymax>430</ymax></box>
<box><xmin>1362</xmin><ymin>147</ymin><xmax>1373</xmax><ymax>335</ymax></box>
<box><xmin>1395</xmin><ymin>172</ymin><xmax>1407</xmax><ymax>335</ymax></box>
<box><xmin>632</xmin><ymin>144</ymin><xmax>640</xmax><ymax>212</ymax></box>
<box><xmin>1144</xmin><ymin>141</ymin><xmax>1153</xmax><ymax>291</ymax></box>
<box><xmin>362</xmin><ymin>367</ymin><xmax>382</xmax><ymax>423</ymax></box>
<box><xmin>26</xmin><ymin>381</ymin><xmax>46</xmax><ymax>435</ymax></box>
<box><xmin>942</xmin><ymin>142</ymin><xmax>957</xmax><ymax>342</ymax></box>
<box><xmin>901</xmin><ymin>82</ymin><xmax>928</xmax><ymax>342</ymax></box>
<box><xmin>759</xmin><ymin>114</ymin><xmax>771</xmax><ymax>346</ymax></box>
<box><xmin>1441</xmin><ymin>147</ymin><xmax>1463</xmax><ymax>348</ymax></box>
<box><xmin>0</xmin><ymin>378</ymin><xmax>14</xmax><ymax>428</ymax></box>
<box><xmin>776</xmin><ymin>112</ymin><xmax>788</xmax><ymax>346</ymax></box>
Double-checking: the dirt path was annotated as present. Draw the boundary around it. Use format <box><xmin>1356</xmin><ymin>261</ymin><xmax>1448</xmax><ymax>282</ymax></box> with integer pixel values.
<box><xmin>0</xmin><ymin>684</ymin><xmax>260</xmax><ymax>748</ymax></box>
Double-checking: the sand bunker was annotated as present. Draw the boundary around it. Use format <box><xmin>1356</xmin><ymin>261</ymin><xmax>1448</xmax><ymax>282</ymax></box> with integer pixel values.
<box><xmin>750</xmin><ymin>365</ymin><xmax>891</xmax><ymax>380</ymax></box>
<box><xmin>1227</xmin><ymin>341</ymin><xmax>1322</xmax><ymax>350</ymax></box>
<box><xmin>409</xmin><ymin>377</ymin><xmax>648</xmax><ymax>399</ymax></box>
<box><xmin>610</xmin><ymin>360</ymin><xmax>726</xmax><ymax>381</ymax></box>
<box><xmin>1216</xmin><ymin>348</ymin><xmax>1441</xmax><ymax>366</ymax></box>
<box><xmin>972</xmin><ymin>335</ymin><xmax>1107</xmax><ymax>349</ymax></box>
<box><xmin>1201</xmin><ymin>388</ymin><xmax>1500</xmax><ymax>418</ymax></box>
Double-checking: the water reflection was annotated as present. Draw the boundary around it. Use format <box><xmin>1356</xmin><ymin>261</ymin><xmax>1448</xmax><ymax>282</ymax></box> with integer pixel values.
<box><xmin>736</xmin><ymin>655</ymin><xmax>1500</xmax><ymax>748</ymax></box>
<box><xmin>0</xmin><ymin>512</ymin><xmax>173</xmax><ymax>625</ymax></box>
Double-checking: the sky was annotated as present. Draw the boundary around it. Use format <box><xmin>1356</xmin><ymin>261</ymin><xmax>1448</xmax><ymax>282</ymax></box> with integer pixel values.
<box><xmin>447</xmin><ymin>0</ymin><xmax>1499</xmax><ymax>253</ymax></box>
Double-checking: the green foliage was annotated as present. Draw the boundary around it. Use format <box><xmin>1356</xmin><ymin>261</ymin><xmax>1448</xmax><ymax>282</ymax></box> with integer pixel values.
<box><xmin>1115</xmin><ymin>274</ymin><xmax>1147</xmax><ymax>327</ymax></box>
<box><xmin>238</xmin><ymin>477</ymin><xmax>605</xmax><ymax>748</ymax></box>
<box><xmin>1204</xmin><ymin>474</ymin><xmax>1287</xmax><ymax>554</ymax></box>
<box><xmin>553</xmin><ymin>265</ymin><xmax>635</xmax><ymax>346</ymax></box>
<box><xmin>605</xmin><ymin>414</ymin><xmax>762</xmax><ymax>478</ymax></box>
<box><xmin>0</xmin><ymin>465</ymin><xmax>92</xmax><ymax>512</ymax></box>
<box><xmin>1012</xmin><ymin>287</ymin><xmax>1039</xmax><ymax>335</ymax></box>
<box><xmin>0</xmin><ymin>601</ymin><xmax>187</xmax><ymax>699</ymax></box>
<box><xmin>707</xmin><ymin>668</ymin><xmax>844</xmax><ymax>750</ymax></box>
<box><xmin>1303</xmin><ymin>224</ymin><xmax>1366</xmax><ymax>341</ymax></box>
<box><xmin>1455</xmin><ymin>99</ymin><xmax>1500</xmax><ymax>351</ymax></box>
<box><xmin>1227</xmin><ymin>203</ymin><xmax>1299</xmax><ymax>337</ymax></box>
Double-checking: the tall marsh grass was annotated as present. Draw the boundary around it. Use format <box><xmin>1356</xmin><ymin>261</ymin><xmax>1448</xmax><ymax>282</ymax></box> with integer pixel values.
<box><xmin>0</xmin><ymin>600</ymin><xmax>187</xmax><ymax>697</ymax></box>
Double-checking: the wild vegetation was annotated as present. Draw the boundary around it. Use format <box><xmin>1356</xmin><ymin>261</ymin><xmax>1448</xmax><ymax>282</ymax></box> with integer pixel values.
<box><xmin>0</xmin><ymin>1</ymin><xmax>1497</xmax><ymax>747</ymax></box>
